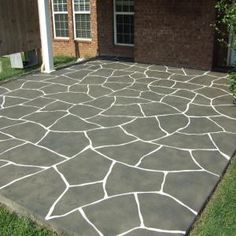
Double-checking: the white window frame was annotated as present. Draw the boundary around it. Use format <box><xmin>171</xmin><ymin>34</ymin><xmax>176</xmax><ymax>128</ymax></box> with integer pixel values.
<box><xmin>72</xmin><ymin>0</ymin><xmax>92</xmax><ymax>41</ymax></box>
<box><xmin>51</xmin><ymin>0</ymin><xmax>69</xmax><ymax>39</ymax></box>
<box><xmin>113</xmin><ymin>0</ymin><xmax>134</xmax><ymax>47</ymax></box>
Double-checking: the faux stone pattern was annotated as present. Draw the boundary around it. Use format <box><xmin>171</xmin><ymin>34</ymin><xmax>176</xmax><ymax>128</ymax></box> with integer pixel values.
<box><xmin>0</xmin><ymin>59</ymin><xmax>235</xmax><ymax>236</ymax></box>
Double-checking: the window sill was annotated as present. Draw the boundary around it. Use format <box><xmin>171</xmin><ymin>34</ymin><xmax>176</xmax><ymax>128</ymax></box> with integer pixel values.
<box><xmin>53</xmin><ymin>38</ymin><xmax>70</xmax><ymax>42</ymax></box>
<box><xmin>74</xmin><ymin>38</ymin><xmax>93</xmax><ymax>43</ymax></box>
<box><xmin>114</xmin><ymin>43</ymin><xmax>134</xmax><ymax>47</ymax></box>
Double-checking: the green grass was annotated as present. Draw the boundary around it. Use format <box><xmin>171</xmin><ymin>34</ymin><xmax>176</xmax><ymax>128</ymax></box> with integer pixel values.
<box><xmin>190</xmin><ymin>156</ymin><xmax>236</xmax><ymax>236</ymax></box>
<box><xmin>0</xmin><ymin>205</ymin><xmax>54</xmax><ymax>236</ymax></box>
<box><xmin>0</xmin><ymin>57</ymin><xmax>31</xmax><ymax>81</ymax></box>
<box><xmin>0</xmin><ymin>55</ymin><xmax>76</xmax><ymax>82</ymax></box>
<box><xmin>54</xmin><ymin>55</ymin><xmax>76</xmax><ymax>67</ymax></box>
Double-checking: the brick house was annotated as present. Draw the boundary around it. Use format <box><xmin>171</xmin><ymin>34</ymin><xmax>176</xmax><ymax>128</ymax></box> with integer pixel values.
<box><xmin>50</xmin><ymin>0</ymin><xmax>235</xmax><ymax>70</ymax></box>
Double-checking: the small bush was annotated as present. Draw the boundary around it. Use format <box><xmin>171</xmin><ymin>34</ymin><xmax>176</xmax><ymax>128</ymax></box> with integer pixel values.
<box><xmin>229</xmin><ymin>72</ymin><xmax>236</xmax><ymax>97</ymax></box>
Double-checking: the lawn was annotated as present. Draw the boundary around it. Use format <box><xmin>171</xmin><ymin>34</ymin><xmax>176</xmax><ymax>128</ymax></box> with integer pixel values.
<box><xmin>0</xmin><ymin>57</ymin><xmax>31</xmax><ymax>81</ymax></box>
<box><xmin>190</xmin><ymin>155</ymin><xmax>236</xmax><ymax>236</ymax></box>
<box><xmin>53</xmin><ymin>55</ymin><xmax>76</xmax><ymax>67</ymax></box>
<box><xmin>0</xmin><ymin>205</ymin><xmax>54</xmax><ymax>236</ymax></box>
<box><xmin>0</xmin><ymin>55</ymin><xmax>76</xmax><ymax>81</ymax></box>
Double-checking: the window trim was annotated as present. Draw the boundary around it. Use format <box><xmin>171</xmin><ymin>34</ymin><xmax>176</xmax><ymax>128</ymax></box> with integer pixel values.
<box><xmin>113</xmin><ymin>0</ymin><xmax>134</xmax><ymax>47</ymax></box>
<box><xmin>51</xmin><ymin>0</ymin><xmax>69</xmax><ymax>40</ymax></box>
<box><xmin>72</xmin><ymin>0</ymin><xmax>92</xmax><ymax>41</ymax></box>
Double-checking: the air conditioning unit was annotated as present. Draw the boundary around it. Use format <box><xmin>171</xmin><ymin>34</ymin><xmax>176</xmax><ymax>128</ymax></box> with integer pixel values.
<box><xmin>10</xmin><ymin>50</ymin><xmax>39</xmax><ymax>69</ymax></box>
<box><xmin>10</xmin><ymin>53</ymin><xmax>24</xmax><ymax>69</ymax></box>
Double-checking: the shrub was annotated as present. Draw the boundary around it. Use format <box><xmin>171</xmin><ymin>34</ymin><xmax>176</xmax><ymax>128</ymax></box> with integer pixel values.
<box><xmin>229</xmin><ymin>72</ymin><xmax>236</xmax><ymax>102</ymax></box>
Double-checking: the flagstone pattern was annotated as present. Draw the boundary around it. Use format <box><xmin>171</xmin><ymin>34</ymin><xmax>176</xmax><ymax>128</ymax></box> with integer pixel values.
<box><xmin>0</xmin><ymin>59</ymin><xmax>235</xmax><ymax>236</ymax></box>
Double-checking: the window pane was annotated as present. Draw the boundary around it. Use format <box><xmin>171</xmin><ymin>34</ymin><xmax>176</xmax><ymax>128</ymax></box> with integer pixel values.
<box><xmin>54</xmin><ymin>14</ymin><xmax>69</xmax><ymax>37</ymax></box>
<box><xmin>74</xmin><ymin>0</ymin><xmax>90</xmax><ymax>12</ymax></box>
<box><xmin>75</xmin><ymin>14</ymin><xmax>91</xmax><ymax>39</ymax></box>
<box><xmin>116</xmin><ymin>0</ymin><xmax>134</xmax><ymax>12</ymax></box>
<box><xmin>53</xmin><ymin>0</ymin><xmax>67</xmax><ymax>12</ymax></box>
<box><xmin>116</xmin><ymin>14</ymin><xmax>134</xmax><ymax>44</ymax></box>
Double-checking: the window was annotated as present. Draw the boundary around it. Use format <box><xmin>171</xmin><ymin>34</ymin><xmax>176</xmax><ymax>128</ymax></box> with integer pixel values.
<box><xmin>52</xmin><ymin>0</ymin><xmax>69</xmax><ymax>38</ymax></box>
<box><xmin>114</xmin><ymin>0</ymin><xmax>134</xmax><ymax>46</ymax></box>
<box><xmin>73</xmin><ymin>0</ymin><xmax>91</xmax><ymax>40</ymax></box>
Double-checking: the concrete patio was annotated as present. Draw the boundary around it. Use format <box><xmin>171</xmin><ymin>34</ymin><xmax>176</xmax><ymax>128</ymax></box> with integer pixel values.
<box><xmin>0</xmin><ymin>59</ymin><xmax>235</xmax><ymax>236</ymax></box>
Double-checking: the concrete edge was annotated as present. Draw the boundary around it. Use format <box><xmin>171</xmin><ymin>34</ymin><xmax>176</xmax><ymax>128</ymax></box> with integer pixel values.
<box><xmin>0</xmin><ymin>193</ymin><xmax>70</xmax><ymax>236</ymax></box>
<box><xmin>187</xmin><ymin>150</ymin><xmax>236</xmax><ymax>235</ymax></box>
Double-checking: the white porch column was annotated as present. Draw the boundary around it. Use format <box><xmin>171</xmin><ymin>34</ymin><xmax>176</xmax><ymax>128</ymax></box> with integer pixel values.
<box><xmin>37</xmin><ymin>0</ymin><xmax>54</xmax><ymax>73</ymax></box>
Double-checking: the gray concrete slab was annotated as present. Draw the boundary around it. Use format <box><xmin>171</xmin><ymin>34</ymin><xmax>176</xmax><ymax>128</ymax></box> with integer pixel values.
<box><xmin>0</xmin><ymin>59</ymin><xmax>235</xmax><ymax>236</ymax></box>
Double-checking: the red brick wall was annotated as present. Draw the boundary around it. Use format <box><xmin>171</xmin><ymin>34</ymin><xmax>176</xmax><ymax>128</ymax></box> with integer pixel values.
<box><xmin>97</xmin><ymin>0</ymin><xmax>134</xmax><ymax>58</ymax></box>
<box><xmin>51</xmin><ymin>0</ymin><xmax>98</xmax><ymax>58</ymax></box>
<box><xmin>134</xmin><ymin>0</ymin><xmax>217</xmax><ymax>70</ymax></box>
<box><xmin>51</xmin><ymin>0</ymin><xmax>218</xmax><ymax>70</ymax></box>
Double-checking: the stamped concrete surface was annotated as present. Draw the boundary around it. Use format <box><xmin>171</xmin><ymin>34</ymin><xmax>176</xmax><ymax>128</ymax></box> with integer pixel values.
<box><xmin>0</xmin><ymin>59</ymin><xmax>235</xmax><ymax>236</ymax></box>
